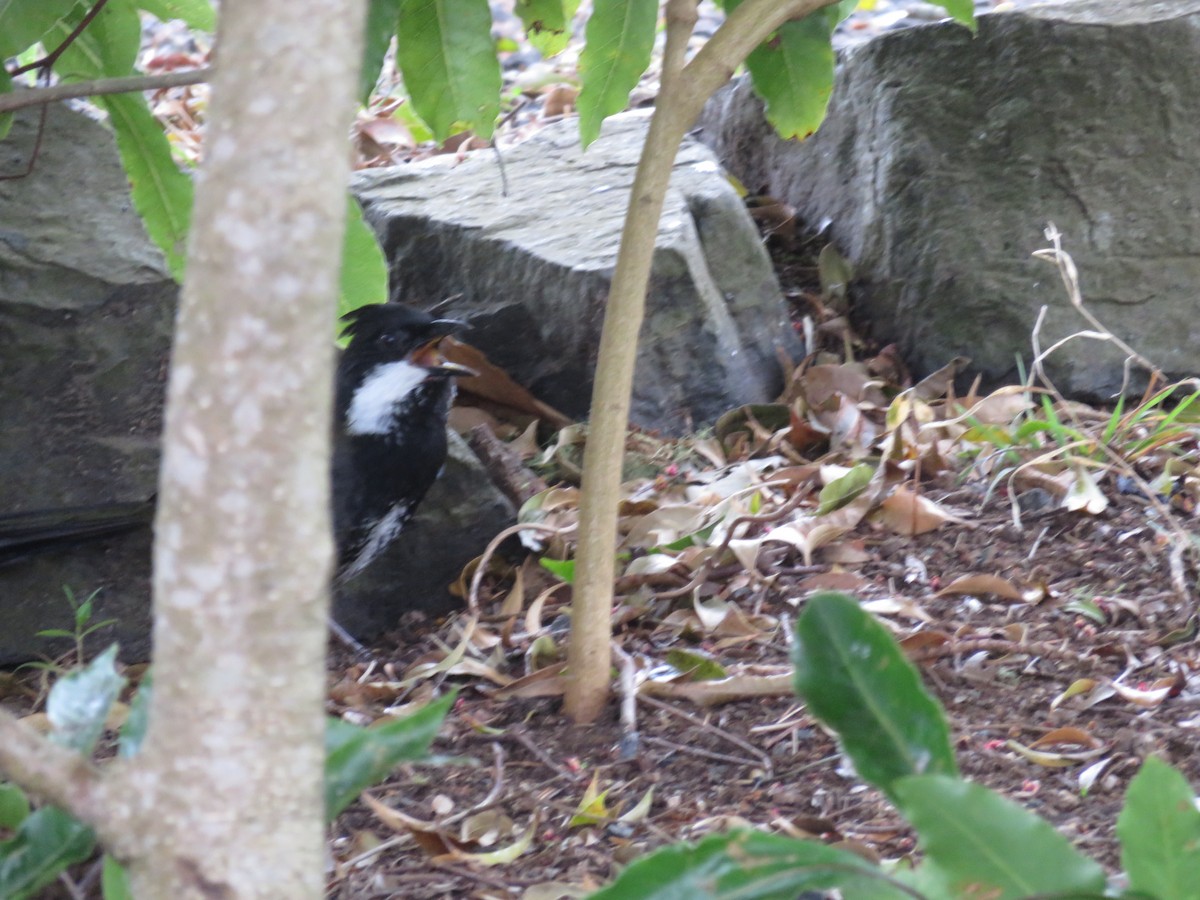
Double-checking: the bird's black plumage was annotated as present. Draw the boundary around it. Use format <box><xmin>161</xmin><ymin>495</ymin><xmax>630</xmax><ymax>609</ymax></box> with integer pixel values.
<box><xmin>332</xmin><ymin>303</ymin><xmax>472</xmax><ymax>581</ymax></box>
<box><xmin>0</xmin><ymin>303</ymin><xmax>472</xmax><ymax>620</ymax></box>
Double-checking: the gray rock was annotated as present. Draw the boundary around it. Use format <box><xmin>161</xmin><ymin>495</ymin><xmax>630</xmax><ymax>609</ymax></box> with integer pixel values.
<box><xmin>698</xmin><ymin>0</ymin><xmax>1200</xmax><ymax>399</ymax></box>
<box><xmin>0</xmin><ymin>105</ymin><xmax>512</xmax><ymax>663</ymax></box>
<box><xmin>353</xmin><ymin>111</ymin><xmax>800</xmax><ymax>434</ymax></box>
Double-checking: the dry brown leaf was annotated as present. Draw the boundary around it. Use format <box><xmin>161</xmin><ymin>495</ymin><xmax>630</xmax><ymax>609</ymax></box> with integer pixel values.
<box><xmin>936</xmin><ymin>574</ymin><xmax>1024</xmax><ymax>603</ymax></box>
<box><xmin>443</xmin><ymin>338</ymin><xmax>572</xmax><ymax>427</ymax></box>
<box><xmin>874</xmin><ymin>485</ymin><xmax>967</xmax><ymax>535</ymax></box>
<box><xmin>638</xmin><ymin>672</ymin><xmax>794</xmax><ymax>706</ymax></box>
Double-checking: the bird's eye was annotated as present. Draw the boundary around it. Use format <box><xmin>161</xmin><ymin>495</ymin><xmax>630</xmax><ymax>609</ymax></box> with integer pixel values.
<box><xmin>378</xmin><ymin>333</ymin><xmax>397</xmax><ymax>347</ymax></box>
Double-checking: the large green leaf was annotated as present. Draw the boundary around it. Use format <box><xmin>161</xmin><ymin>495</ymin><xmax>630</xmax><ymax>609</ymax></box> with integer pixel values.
<box><xmin>587</xmin><ymin>830</ymin><xmax>910</xmax><ymax>900</ymax></box>
<box><xmin>52</xmin><ymin>0</ymin><xmax>141</xmax><ymax>79</ymax></box>
<box><xmin>325</xmin><ymin>691</ymin><xmax>454</xmax><ymax>820</ymax></box>
<box><xmin>0</xmin><ymin>807</ymin><xmax>94</xmax><ymax>900</ymax></box>
<box><xmin>338</xmin><ymin>194</ymin><xmax>389</xmax><ymax>330</ymax></box>
<box><xmin>46</xmin><ymin>644</ymin><xmax>125</xmax><ymax>754</ymax></box>
<box><xmin>736</xmin><ymin>2</ymin><xmax>838</xmax><ymax>141</ymax></box>
<box><xmin>361</xmin><ymin>0</ymin><xmax>401</xmax><ymax>104</ymax></box>
<box><xmin>101</xmin><ymin>92</ymin><xmax>194</xmax><ymax>280</ymax></box>
<box><xmin>895</xmin><ymin>775</ymin><xmax>1107</xmax><ymax>899</ymax></box>
<box><xmin>1118</xmin><ymin>756</ymin><xmax>1200</xmax><ymax>900</ymax></box>
<box><xmin>0</xmin><ymin>784</ymin><xmax>30</xmax><ymax>831</ymax></box>
<box><xmin>576</xmin><ymin>0</ymin><xmax>656</xmax><ymax>147</ymax></box>
<box><xmin>0</xmin><ymin>0</ymin><xmax>82</xmax><ymax>59</ymax></box>
<box><xmin>101</xmin><ymin>855</ymin><xmax>132</xmax><ymax>900</ymax></box>
<box><xmin>935</xmin><ymin>0</ymin><xmax>975</xmax><ymax>30</ymax></box>
<box><xmin>0</xmin><ymin>67</ymin><xmax>11</xmax><ymax>143</ymax></box>
<box><xmin>395</xmin><ymin>0</ymin><xmax>501</xmax><ymax>141</ymax></box>
<box><xmin>515</xmin><ymin>0</ymin><xmax>579</xmax><ymax>59</ymax></box>
<box><xmin>792</xmin><ymin>593</ymin><xmax>957</xmax><ymax>800</ymax></box>
<box><xmin>136</xmin><ymin>0</ymin><xmax>216</xmax><ymax>32</ymax></box>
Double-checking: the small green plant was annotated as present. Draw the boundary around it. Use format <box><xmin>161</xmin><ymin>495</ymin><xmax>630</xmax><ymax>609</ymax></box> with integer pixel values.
<box><xmin>34</xmin><ymin>586</ymin><xmax>117</xmax><ymax>667</ymax></box>
<box><xmin>589</xmin><ymin>593</ymin><xmax>1200</xmax><ymax>899</ymax></box>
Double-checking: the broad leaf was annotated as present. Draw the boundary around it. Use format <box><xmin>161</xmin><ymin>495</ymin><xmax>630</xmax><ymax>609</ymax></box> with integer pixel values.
<box><xmin>0</xmin><ymin>67</ymin><xmax>11</xmax><ymax>142</ymax></box>
<box><xmin>793</xmin><ymin>592</ymin><xmax>957</xmax><ymax>799</ymax></box>
<box><xmin>515</xmin><ymin>0</ymin><xmax>579</xmax><ymax>58</ymax></box>
<box><xmin>0</xmin><ymin>0</ymin><xmax>82</xmax><ymax>59</ymax></box>
<box><xmin>576</xmin><ymin>0</ymin><xmax>656</xmax><ymax>147</ymax></box>
<box><xmin>325</xmin><ymin>691</ymin><xmax>454</xmax><ymax>820</ymax></box>
<box><xmin>338</xmin><ymin>194</ymin><xmax>388</xmax><ymax>329</ymax></box>
<box><xmin>0</xmin><ymin>784</ymin><xmax>30</xmax><ymax>831</ymax></box>
<box><xmin>734</xmin><ymin>1</ymin><xmax>842</xmax><ymax>141</ymax></box>
<box><xmin>101</xmin><ymin>855</ymin><xmax>132</xmax><ymax>900</ymax></box>
<box><xmin>0</xmin><ymin>807</ymin><xmax>94</xmax><ymax>900</ymax></box>
<box><xmin>136</xmin><ymin>0</ymin><xmax>215</xmax><ymax>31</ymax></box>
<box><xmin>46</xmin><ymin>643</ymin><xmax>125</xmax><ymax>754</ymax></box>
<box><xmin>53</xmin><ymin>0</ymin><xmax>141</xmax><ymax>79</ymax></box>
<box><xmin>102</xmin><ymin>93</ymin><xmax>193</xmax><ymax>280</ymax></box>
<box><xmin>360</xmin><ymin>0</ymin><xmax>401</xmax><ymax>104</ymax></box>
<box><xmin>895</xmin><ymin>775</ymin><xmax>1106</xmax><ymax>899</ymax></box>
<box><xmin>118</xmin><ymin>671</ymin><xmax>152</xmax><ymax>758</ymax></box>
<box><xmin>935</xmin><ymin>0</ymin><xmax>975</xmax><ymax>30</ymax></box>
<box><xmin>1118</xmin><ymin>756</ymin><xmax>1200</xmax><ymax>900</ymax></box>
<box><xmin>395</xmin><ymin>0</ymin><xmax>501</xmax><ymax>141</ymax></box>
<box><xmin>587</xmin><ymin>829</ymin><xmax>909</xmax><ymax>899</ymax></box>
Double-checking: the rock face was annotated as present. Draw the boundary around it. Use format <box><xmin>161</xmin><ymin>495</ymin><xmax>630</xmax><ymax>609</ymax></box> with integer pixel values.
<box><xmin>354</xmin><ymin>111</ymin><xmax>800</xmax><ymax>434</ymax></box>
<box><xmin>0</xmin><ymin>104</ymin><xmax>175</xmax><ymax>664</ymax></box>
<box><xmin>699</xmin><ymin>0</ymin><xmax>1200</xmax><ymax>399</ymax></box>
<box><xmin>0</xmin><ymin>105</ymin><xmax>512</xmax><ymax>664</ymax></box>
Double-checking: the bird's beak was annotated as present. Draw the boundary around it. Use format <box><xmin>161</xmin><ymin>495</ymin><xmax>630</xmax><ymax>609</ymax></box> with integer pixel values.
<box><xmin>409</xmin><ymin>335</ymin><xmax>477</xmax><ymax>378</ymax></box>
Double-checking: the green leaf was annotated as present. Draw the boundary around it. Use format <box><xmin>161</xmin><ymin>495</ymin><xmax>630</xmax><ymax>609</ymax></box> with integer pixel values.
<box><xmin>0</xmin><ymin>0</ymin><xmax>82</xmax><ymax>59</ymax></box>
<box><xmin>576</xmin><ymin>0</ymin><xmax>656</xmax><ymax>147</ymax></box>
<box><xmin>895</xmin><ymin>774</ymin><xmax>1106</xmax><ymax>899</ymax></box>
<box><xmin>361</xmin><ymin>0</ymin><xmax>401</xmax><ymax>104</ymax></box>
<box><xmin>793</xmin><ymin>593</ymin><xmax>957</xmax><ymax>800</ymax></box>
<box><xmin>665</xmin><ymin>649</ymin><xmax>726</xmax><ymax>681</ymax></box>
<box><xmin>118</xmin><ymin>671</ymin><xmax>152</xmax><ymax>758</ymax></box>
<box><xmin>1118</xmin><ymin>756</ymin><xmax>1200</xmax><ymax>900</ymax></box>
<box><xmin>395</xmin><ymin>0</ymin><xmax>502</xmax><ymax>141</ymax></box>
<box><xmin>933</xmin><ymin>0</ymin><xmax>975</xmax><ymax>30</ymax></box>
<box><xmin>539</xmin><ymin>557</ymin><xmax>575</xmax><ymax>583</ymax></box>
<box><xmin>816</xmin><ymin>464</ymin><xmax>872</xmax><ymax>515</ymax></box>
<box><xmin>0</xmin><ymin>67</ymin><xmax>11</xmax><ymax>142</ymax></box>
<box><xmin>737</xmin><ymin>4</ymin><xmax>836</xmax><ymax>141</ymax></box>
<box><xmin>516</xmin><ymin>0</ymin><xmax>579</xmax><ymax>58</ymax></box>
<box><xmin>0</xmin><ymin>784</ymin><xmax>30</xmax><ymax>831</ymax></box>
<box><xmin>588</xmin><ymin>829</ymin><xmax>909</xmax><ymax>900</ymax></box>
<box><xmin>0</xmin><ymin>807</ymin><xmax>94</xmax><ymax>900</ymax></box>
<box><xmin>53</xmin><ymin>0</ymin><xmax>141</xmax><ymax>80</ymax></box>
<box><xmin>101</xmin><ymin>92</ymin><xmax>194</xmax><ymax>280</ymax></box>
<box><xmin>325</xmin><ymin>691</ymin><xmax>454</xmax><ymax>820</ymax></box>
<box><xmin>338</xmin><ymin>194</ymin><xmax>389</xmax><ymax>332</ymax></box>
<box><xmin>136</xmin><ymin>0</ymin><xmax>215</xmax><ymax>32</ymax></box>
<box><xmin>46</xmin><ymin>643</ymin><xmax>125</xmax><ymax>754</ymax></box>
<box><xmin>101</xmin><ymin>855</ymin><xmax>132</xmax><ymax>900</ymax></box>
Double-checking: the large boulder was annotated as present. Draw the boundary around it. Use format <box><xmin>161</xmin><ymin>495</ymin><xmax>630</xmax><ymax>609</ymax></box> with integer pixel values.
<box><xmin>698</xmin><ymin>0</ymin><xmax>1200</xmax><ymax>399</ymax></box>
<box><xmin>353</xmin><ymin>111</ymin><xmax>801</xmax><ymax>434</ymax></box>
<box><xmin>0</xmin><ymin>105</ymin><xmax>512</xmax><ymax>664</ymax></box>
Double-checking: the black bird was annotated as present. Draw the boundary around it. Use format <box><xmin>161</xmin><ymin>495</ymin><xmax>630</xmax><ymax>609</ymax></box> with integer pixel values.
<box><xmin>332</xmin><ymin>303</ymin><xmax>473</xmax><ymax>584</ymax></box>
<box><xmin>0</xmin><ymin>303</ymin><xmax>474</xmax><ymax>645</ymax></box>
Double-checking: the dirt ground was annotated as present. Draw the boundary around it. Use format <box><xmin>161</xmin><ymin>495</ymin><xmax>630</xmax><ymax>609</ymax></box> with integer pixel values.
<box><xmin>324</xmin><ymin>232</ymin><xmax>1200</xmax><ymax>899</ymax></box>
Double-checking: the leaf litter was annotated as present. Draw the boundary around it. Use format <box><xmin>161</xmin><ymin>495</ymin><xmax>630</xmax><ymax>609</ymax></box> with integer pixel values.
<box><xmin>326</xmin><ymin>223</ymin><xmax>1200</xmax><ymax>898</ymax></box>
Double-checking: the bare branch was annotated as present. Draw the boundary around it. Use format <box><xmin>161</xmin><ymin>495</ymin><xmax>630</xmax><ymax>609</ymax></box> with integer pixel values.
<box><xmin>0</xmin><ymin>707</ymin><xmax>106</xmax><ymax>822</ymax></box>
<box><xmin>0</xmin><ymin>68</ymin><xmax>213</xmax><ymax>114</ymax></box>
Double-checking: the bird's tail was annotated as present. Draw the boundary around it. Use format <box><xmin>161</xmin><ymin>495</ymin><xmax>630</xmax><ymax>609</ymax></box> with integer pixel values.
<box><xmin>0</xmin><ymin>498</ymin><xmax>155</xmax><ymax>565</ymax></box>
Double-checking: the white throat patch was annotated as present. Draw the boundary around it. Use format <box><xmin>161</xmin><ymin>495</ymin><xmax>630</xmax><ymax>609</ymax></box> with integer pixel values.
<box><xmin>346</xmin><ymin>360</ymin><xmax>426</xmax><ymax>435</ymax></box>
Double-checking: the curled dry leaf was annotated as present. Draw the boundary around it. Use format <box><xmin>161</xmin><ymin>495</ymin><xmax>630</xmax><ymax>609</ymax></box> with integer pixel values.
<box><xmin>874</xmin><ymin>485</ymin><xmax>969</xmax><ymax>535</ymax></box>
<box><xmin>936</xmin><ymin>574</ymin><xmax>1024</xmax><ymax>603</ymax></box>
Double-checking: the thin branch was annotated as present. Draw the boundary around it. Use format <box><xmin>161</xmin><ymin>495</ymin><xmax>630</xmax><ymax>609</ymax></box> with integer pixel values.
<box><xmin>11</xmin><ymin>0</ymin><xmax>111</xmax><ymax>76</ymax></box>
<box><xmin>0</xmin><ymin>708</ymin><xmax>106</xmax><ymax>822</ymax></box>
<box><xmin>0</xmin><ymin>68</ymin><xmax>213</xmax><ymax>114</ymax></box>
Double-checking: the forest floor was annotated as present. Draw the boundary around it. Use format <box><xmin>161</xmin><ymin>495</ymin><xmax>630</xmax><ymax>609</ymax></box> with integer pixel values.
<box><xmin>325</xmin><ymin>220</ymin><xmax>1200</xmax><ymax>898</ymax></box>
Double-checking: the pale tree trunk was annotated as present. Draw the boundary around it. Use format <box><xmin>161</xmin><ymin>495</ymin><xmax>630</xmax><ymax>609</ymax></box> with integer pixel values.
<box><xmin>0</xmin><ymin>0</ymin><xmax>365</xmax><ymax>895</ymax></box>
